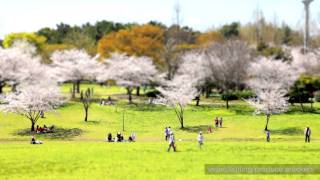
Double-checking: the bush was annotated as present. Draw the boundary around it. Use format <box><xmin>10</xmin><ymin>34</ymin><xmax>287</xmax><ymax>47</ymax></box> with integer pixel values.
<box><xmin>221</xmin><ymin>92</ymin><xmax>238</xmax><ymax>101</ymax></box>
<box><xmin>145</xmin><ymin>90</ymin><xmax>161</xmax><ymax>98</ymax></box>
<box><xmin>236</xmin><ymin>90</ymin><xmax>254</xmax><ymax>99</ymax></box>
<box><xmin>315</xmin><ymin>91</ymin><xmax>320</xmax><ymax>102</ymax></box>
<box><xmin>221</xmin><ymin>90</ymin><xmax>254</xmax><ymax>100</ymax></box>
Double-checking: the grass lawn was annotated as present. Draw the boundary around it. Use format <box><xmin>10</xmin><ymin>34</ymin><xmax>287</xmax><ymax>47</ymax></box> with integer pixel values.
<box><xmin>0</xmin><ymin>83</ymin><xmax>320</xmax><ymax>179</ymax></box>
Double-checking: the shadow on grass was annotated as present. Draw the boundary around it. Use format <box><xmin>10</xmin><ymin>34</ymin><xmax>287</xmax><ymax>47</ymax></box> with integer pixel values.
<box><xmin>82</xmin><ymin>120</ymin><xmax>101</xmax><ymax>125</ymax></box>
<box><xmin>182</xmin><ymin>125</ymin><xmax>210</xmax><ymax>133</ymax></box>
<box><xmin>123</xmin><ymin>103</ymin><xmax>169</xmax><ymax>112</ymax></box>
<box><xmin>286</xmin><ymin>105</ymin><xmax>320</xmax><ymax>115</ymax></box>
<box><xmin>271</xmin><ymin>127</ymin><xmax>303</xmax><ymax>136</ymax></box>
<box><xmin>15</xmin><ymin>128</ymin><xmax>84</xmax><ymax>140</ymax></box>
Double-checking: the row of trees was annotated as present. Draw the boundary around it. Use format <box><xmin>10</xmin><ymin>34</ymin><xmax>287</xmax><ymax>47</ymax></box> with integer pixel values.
<box><xmin>0</xmin><ymin>36</ymin><xmax>320</xmax><ymax>131</ymax></box>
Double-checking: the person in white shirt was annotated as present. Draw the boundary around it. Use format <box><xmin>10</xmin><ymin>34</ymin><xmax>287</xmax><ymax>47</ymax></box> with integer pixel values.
<box><xmin>198</xmin><ymin>131</ymin><xmax>204</xmax><ymax>149</ymax></box>
<box><xmin>167</xmin><ymin>132</ymin><xmax>176</xmax><ymax>152</ymax></box>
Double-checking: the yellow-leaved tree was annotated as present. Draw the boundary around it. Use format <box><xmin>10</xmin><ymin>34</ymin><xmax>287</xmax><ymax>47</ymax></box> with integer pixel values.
<box><xmin>97</xmin><ymin>24</ymin><xmax>165</xmax><ymax>67</ymax></box>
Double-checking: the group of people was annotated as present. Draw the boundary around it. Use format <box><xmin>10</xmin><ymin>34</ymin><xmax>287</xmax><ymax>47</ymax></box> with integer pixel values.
<box><xmin>36</xmin><ymin>125</ymin><xmax>55</xmax><ymax>134</ymax></box>
<box><xmin>214</xmin><ymin>117</ymin><xmax>223</xmax><ymax>128</ymax></box>
<box><xmin>207</xmin><ymin>117</ymin><xmax>223</xmax><ymax>133</ymax></box>
<box><xmin>164</xmin><ymin>126</ymin><xmax>205</xmax><ymax>152</ymax></box>
<box><xmin>265</xmin><ymin>126</ymin><xmax>312</xmax><ymax>143</ymax></box>
<box><xmin>106</xmin><ymin>132</ymin><xmax>136</xmax><ymax>142</ymax></box>
<box><xmin>165</xmin><ymin>127</ymin><xmax>176</xmax><ymax>152</ymax></box>
<box><xmin>100</xmin><ymin>96</ymin><xmax>114</xmax><ymax>106</ymax></box>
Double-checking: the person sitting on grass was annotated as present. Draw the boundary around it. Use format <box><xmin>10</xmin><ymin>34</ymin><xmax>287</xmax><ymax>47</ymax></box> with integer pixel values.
<box><xmin>305</xmin><ymin>127</ymin><xmax>311</xmax><ymax>143</ymax></box>
<box><xmin>43</xmin><ymin>124</ymin><xmax>48</xmax><ymax>133</ymax></box>
<box><xmin>30</xmin><ymin>136</ymin><xmax>43</xmax><ymax>144</ymax></box>
<box><xmin>128</xmin><ymin>132</ymin><xmax>136</xmax><ymax>142</ymax></box>
<box><xmin>116</xmin><ymin>132</ymin><xmax>124</xmax><ymax>142</ymax></box>
<box><xmin>207</xmin><ymin>126</ymin><xmax>212</xmax><ymax>133</ymax></box>
<box><xmin>106</xmin><ymin>96</ymin><xmax>114</xmax><ymax>105</ymax></box>
<box><xmin>36</xmin><ymin>125</ymin><xmax>40</xmax><ymax>133</ymax></box>
<box><xmin>167</xmin><ymin>132</ymin><xmax>176</xmax><ymax>152</ymax></box>
<box><xmin>266</xmin><ymin>130</ymin><xmax>271</xmax><ymax>142</ymax></box>
<box><xmin>107</xmin><ymin>133</ymin><xmax>113</xmax><ymax>142</ymax></box>
<box><xmin>198</xmin><ymin>131</ymin><xmax>204</xmax><ymax>149</ymax></box>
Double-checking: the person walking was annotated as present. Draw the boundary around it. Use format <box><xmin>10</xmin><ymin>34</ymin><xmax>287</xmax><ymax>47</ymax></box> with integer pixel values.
<box><xmin>305</xmin><ymin>127</ymin><xmax>311</xmax><ymax>143</ymax></box>
<box><xmin>215</xmin><ymin>117</ymin><xmax>219</xmax><ymax>128</ymax></box>
<box><xmin>164</xmin><ymin>127</ymin><xmax>169</xmax><ymax>141</ymax></box>
<box><xmin>167</xmin><ymin>132</ymin><xmax>176</xmax><ymax>152</ymax></box>
<box><xmin>266</xmin><ymin>130</ymin><xmax>271</xmax><ymax>142</ymax></box>
<box><xmin>219</xmin><ymin>117</ymin><xmax>223</xmax><ymax>128</ymax></box>
<box><xmin>198</xmin><ymin>131</ymin><xmax>204</xmax><ymax>149</ymax></box>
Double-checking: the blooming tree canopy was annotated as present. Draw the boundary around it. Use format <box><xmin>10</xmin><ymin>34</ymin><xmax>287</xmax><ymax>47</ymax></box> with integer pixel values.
<box><xmin>0</xmin><ymin>40</ymin><xmax>45</xmax><ymax>93</ymax></box>
<box><xmin>157</xmin><ymin>75</ymin><xmax>198</xmax><ymax>128</ymax></box>
<box><xmin>174</xmin><ymin>51</ymin><xmax>210</xmax><ymax>106</ymax></box>
<box><xmin>0</xmin><ymin>85</ymin><xmax>64</xmax><ymax>131</ymax></box>
<box><xmin>205</xmin><ymin>40</ymin><xmax>253</xmax><ymax>108</ymax></box>
<box><xmin>51</xmin><ymin>49</ymin><xmax>101</xmax><ymax>98</ymax></box>
<box><xmin>291</xmin><ymin>47</ymin><xmax>320</xmax><ymax>76</ymax></box>
<box><xmin>97</xmin><ymin>53</ymin><xmax>159</xmax><ymax>103</ymax></box>
<box><xmin>246</xmin><ymin>58</ymin><xmax>299</xmax><ymax>130</ymax></box>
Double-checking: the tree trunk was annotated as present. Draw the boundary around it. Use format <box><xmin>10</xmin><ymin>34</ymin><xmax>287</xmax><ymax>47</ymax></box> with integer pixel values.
<box><xmin>265</xmin><ymin>114</ymin><xmax>270</xmax><ymax>131</ymax></box>
<box><xmin>76</xmin><ymin>81</ymin><xmax>80</xmax><ymax>93</ymax></box>
<box><xmin>195</xmin><ymin>96</ymin><xmax>200</xmax><ymax>106</ymax></box>
<box><xmin>31</xmin><ymin>121</ymin><xmax>35</xmax><ymax>132</ymax></box>
<box><xmin>205</xmin><ymin>87</ymin><xmax>211</xmax><ymax>98</ymax></box>
<box><xmin>11</xmin><ymin>84</ymin><xmax>17</xmax><ymax>92</ymax></box>
<box><xmin>84</xmin><ymin>108</ymin><xmax>88</xmax><ymax>122</ymax></box>
<box><xmin>136</xmin><ymin>87</ymin><xmax>140</xmax><ymax>96</ymax></box>
<box><xmin>127</xmin><ymin>88</ymin><xmax>133</xmax><ymax>103</ymax></box>
<box><xmin>300</xmin><ymin>101</ymin><xmax>305</xmax><ymax>112</ymax></box>
<box><xmin>72</xmin><ymin>82</ymin><xmax>76</xmax><ymax>98</ymax></box>
<box><xmin>180</xmin><ymin>119</ymin><xmax>184</xmax><ymax>129</ymax></box>
<box><xmin>226</xmin><ymin>98</ymin><xmax>229</xmax><ymax>109</ymax></box>
<box><xmin>0</xmin><ymin>83</ymin><xmax>3</xmax><ymax>94</ymax></box>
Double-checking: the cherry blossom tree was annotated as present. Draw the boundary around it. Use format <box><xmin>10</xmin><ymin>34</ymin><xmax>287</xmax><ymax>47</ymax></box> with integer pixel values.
<box><xmin>97</xmin><ymin>53</ymin><xmax>159</xmax><ymax>103</ymax></box>
<box><xmin>174</xmin><ymin>51</ymin><xmax>210</xmax><ymax>106</ymax></box>
<box><xmin>0</xmin><ymin>84</ymin><xmax>64</xmax><ymax>132</ymax></box>
<box><xmin>157</xmin><ymin>75</ymin><xmax>197</xmax><ymax>128</ymax></box>
<box><xmin>246</xmin><ymin>58</ymin><xmax>298</xmax><ymax>130</ymax></box>
<box><xmin>51</xmin><ymin>49</ymin><xmax>100</xmax><ymax>98</ymax></box>
<box><xmin>291</xmin><ymin>47</ymin><xmax>320</xmax><ymax>76</ymax></box>
<box><xmin>205</xmin><ymin>40</ymin><xmax>253</xmax><ymax>108</ymax></box>
<box><xmin>0</xmin><ymin>40</ymin><xmax>43</xmax><ymax>93</ymax></box>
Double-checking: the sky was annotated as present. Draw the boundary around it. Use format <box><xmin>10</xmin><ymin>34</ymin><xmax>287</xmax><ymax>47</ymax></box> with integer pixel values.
<box><xmin>0</xmin><ymin>0</ymin><xmax>320</xmax><ymax>39</ymax></box>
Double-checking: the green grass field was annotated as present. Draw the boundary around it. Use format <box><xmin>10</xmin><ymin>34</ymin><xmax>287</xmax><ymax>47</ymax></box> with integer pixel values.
<box><xmin>1</xmin><ymin>83</ymin><xmax>320</xmax><ymax>179</ymax></box>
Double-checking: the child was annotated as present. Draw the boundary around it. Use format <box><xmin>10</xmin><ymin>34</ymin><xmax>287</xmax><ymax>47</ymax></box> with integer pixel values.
<box><xmin>198</xmin><ymin>131</ymin><xmax>204</xmax><ymax>149</ymax></box>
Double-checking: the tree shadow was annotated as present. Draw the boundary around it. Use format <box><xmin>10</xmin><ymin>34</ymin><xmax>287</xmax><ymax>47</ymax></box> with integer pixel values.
<box><xmin>83</xmin><ymin>120</ymin><xmax>101</xmax><ymax>125</ymax></box>
<box><xmin>286</xmin><ymin>105</ymin><xmax>320</xmax><ymax>115</ymax></box>
<box><xmin>15</xmin><ymin>128</ymin><xmax>84</xmax><ymax>140</ymax></box>
<box><xmin>271</xmin><ymin>127</ymin><xmax>303</xmax><ymax>136</ymax></box>
<box><xmin>182</xmin><ymin>125</ymin><xmax>211</xmax><ymax>133</ymax></box>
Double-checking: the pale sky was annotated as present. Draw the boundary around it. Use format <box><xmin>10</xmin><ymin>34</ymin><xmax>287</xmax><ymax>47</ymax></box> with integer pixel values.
<box><xmin>0</xmin><ymin>0</ymin><xmax>320</xmax><ymax>39</ymax></box>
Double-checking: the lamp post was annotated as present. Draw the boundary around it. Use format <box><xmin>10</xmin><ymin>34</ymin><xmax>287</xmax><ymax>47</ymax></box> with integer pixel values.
<box><xmin>302</xmin><ymin>0</ymin><xmax>314</xmax><ymax>53</ymax></box>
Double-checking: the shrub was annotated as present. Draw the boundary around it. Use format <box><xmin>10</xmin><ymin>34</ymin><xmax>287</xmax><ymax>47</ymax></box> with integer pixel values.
<box><xmin>221</xmin><ymin>90</ymin><xmax>254</xmax><ymax>100</ymax></box>
<box><xmin>315</xmin><ymin>91</ymin><xmax>320</xmax><ymax>102</ymax></box>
